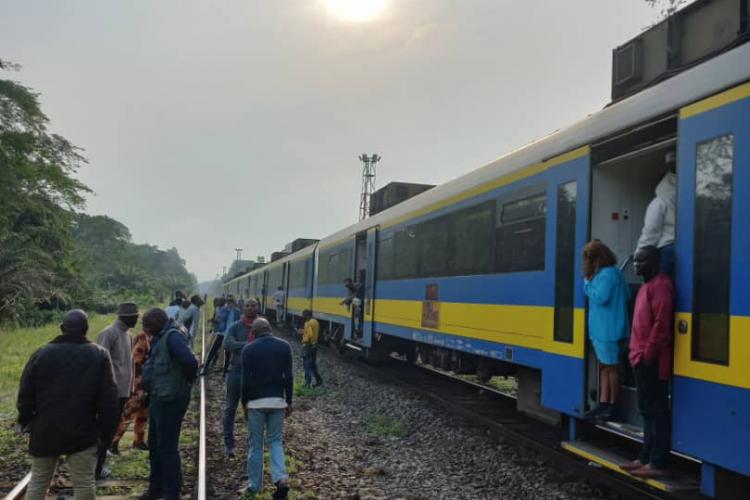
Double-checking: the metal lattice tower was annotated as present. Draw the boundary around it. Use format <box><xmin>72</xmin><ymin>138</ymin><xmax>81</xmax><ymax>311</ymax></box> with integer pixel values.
<box><xmin>358</xmin><ymin>154</ymin><xmax>380</xmax><ymax>220</ymax></box>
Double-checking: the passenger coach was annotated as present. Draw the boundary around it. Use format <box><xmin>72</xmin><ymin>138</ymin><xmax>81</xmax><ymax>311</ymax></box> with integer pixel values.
<box><xmin>227</xmin><ymin>3</ymin><xmax>750</xmax><ymax>496</ymax></box>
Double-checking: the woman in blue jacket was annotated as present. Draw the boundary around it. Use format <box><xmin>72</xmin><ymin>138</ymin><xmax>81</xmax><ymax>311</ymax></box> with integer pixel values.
<box><xmin>583</xmin><ymin>240</ymin><xmax>630</xmax><ymax>420</ymax></box>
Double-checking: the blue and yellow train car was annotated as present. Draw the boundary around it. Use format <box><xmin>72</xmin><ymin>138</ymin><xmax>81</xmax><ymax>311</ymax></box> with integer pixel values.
<box><xmin>222</xmin><ymin>19</ymin><xmax>750</xmax><ymax>496</ymax></box>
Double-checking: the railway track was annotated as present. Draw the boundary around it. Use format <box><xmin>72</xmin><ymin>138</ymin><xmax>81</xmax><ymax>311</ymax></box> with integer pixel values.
<box><xmin>349</xmin><ymin>350</ymin><xmax>675</xmax><ymax>500</ymax></box>
<box><xmin>2</xmin><ymin>317</ymin><xmax>209</xmax><ymax>500</ymax></box>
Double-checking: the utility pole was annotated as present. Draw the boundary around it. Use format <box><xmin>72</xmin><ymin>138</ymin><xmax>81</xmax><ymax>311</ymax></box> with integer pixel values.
<box><xmin>235</xmin><ymin>248</ymin><xmax>243</xmax><ymax>262</ymax></box>
<box><xmin>358</xmin><ymin>154</ymin><xmax>380</xmax><ymax>221</ymax></box>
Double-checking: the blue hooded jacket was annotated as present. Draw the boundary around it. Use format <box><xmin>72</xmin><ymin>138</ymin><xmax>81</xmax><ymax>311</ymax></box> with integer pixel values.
<box><xmin>583</xmin><ymin>266</ymin><xmax>630</xmax><ymax>342</ymax></box>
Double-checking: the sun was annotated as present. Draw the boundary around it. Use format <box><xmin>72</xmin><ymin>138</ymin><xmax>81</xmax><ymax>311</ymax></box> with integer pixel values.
<box><xmin>323</xmin><ymin>0</ymin><xmax>390</xmax><ymax>22</ymax></box>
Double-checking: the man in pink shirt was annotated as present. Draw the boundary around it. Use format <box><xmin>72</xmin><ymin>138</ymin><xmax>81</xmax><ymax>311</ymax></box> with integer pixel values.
<box><xmin>621</xmin><ymin>245</ymin><xmax>674</xmax><ymax>478</ymax></box>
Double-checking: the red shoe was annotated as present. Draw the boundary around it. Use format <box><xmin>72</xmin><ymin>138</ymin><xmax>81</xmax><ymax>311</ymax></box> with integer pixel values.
<box><xmin>630</xmin><ymin>464</ymin><xmax>667</xmax><ymax>478</ymax></box>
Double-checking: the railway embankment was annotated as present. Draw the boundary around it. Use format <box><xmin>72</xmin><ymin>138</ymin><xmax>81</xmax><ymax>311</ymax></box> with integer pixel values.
<box><xmin>203</xmin><ymin>329</ymin><xmax>617</xmax><ymax>500</ymax></box>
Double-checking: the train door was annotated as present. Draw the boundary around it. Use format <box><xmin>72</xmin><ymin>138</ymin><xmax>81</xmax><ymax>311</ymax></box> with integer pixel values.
<box><xmin>589</xmin><ymin>114</ymin><xmax>678</xmax><ymax>433</ymax></box>
<box><xmin>261</xmin><ymin>270</ymin><xmax>269</xmax><ymax>314</ymax></box>
<box><xmin>362</xmin><ymin>227</ymin><xmax>378</xmax><ymax>348</ymax></box>
<box><xmin>280</xmin><ymin>262</ymin><xmax>289</xmax><ymax>325</ymax></box>
<box><xmin>351</xmin><ymin>233</ymin><xmax>368</xmax><ymax>343</ymax></box>
<box><xmin>671</xmin><ymin>89</ymin><xmax>750</xmax><ymax>488</ymax></box>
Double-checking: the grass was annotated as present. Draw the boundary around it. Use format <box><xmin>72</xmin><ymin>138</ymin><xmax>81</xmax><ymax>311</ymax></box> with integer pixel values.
<box><xmin>365</xmin><ymin>414</ymin><xmax>409</xmax><ymax>439</ymax></box>
<box><xmin>293</xmin><ymin>382</ymin><xmax>325</xmax><ymax>398</ymax></box>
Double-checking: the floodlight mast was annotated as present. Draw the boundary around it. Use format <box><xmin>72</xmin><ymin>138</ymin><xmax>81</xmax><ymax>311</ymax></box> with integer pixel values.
<box><xmin>358</xmin><ymin>154</ymin><xmax>380</xmax><ymax>221</ymax></box>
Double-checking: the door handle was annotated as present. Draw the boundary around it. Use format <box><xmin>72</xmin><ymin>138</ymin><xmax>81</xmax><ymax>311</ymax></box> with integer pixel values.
<box><xmin>678</xmin><ymin>320</ymin><xmax>689</xmax><ymax>335</ymax></box>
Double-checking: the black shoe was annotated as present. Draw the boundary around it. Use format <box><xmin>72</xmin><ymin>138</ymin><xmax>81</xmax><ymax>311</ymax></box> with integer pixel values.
<box><xmin>108</xmin><ymin>444</ymin><xmax>120</xmax><ymax>455</ymax></box>
<box><xmin>96</xmin><ymin>467</ymin><xmax>112</xmax><ymax>480</ymax></box>
<box><xmin>272</xmin><ymin>480</ymin><xmax>290</xmax><ymax>499</ymax></box>
<box><xmin>313</xmin><ymin>379</ymin><xmax>323</xmax><ymax>387</ymax></box>
<box><xmin>584</xmin><ymin>403</ymin><xmax>609</xmax><ymax>420</ymax></box>
<box><xmin>598</xmin><ymin>405</ymin><xmax>618</xmax><ymax>421</ymax></box>
<box><xmin>133</xmin><ymin>442</ymin><xmax>149</xmax><ymax>451</ymax></box>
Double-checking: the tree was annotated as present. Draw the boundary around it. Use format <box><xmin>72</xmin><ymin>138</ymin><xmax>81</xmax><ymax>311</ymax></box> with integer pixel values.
<box><xmin>0</xmin><ymin>59</ymin><xmax>90</xmax><ymax>321</ymax></box>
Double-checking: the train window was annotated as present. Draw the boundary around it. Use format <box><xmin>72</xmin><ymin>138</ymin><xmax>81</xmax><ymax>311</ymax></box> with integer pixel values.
<box><xmin>376</xmin><ymin>234</ymin><xmax>394</xmax><ymax>280</ymax></box>
<box><xmin>394</xmin><ymin>227</ymin><xmax>418</xmax><ymax>279</ymax></box>
<box><xmin>692</xmin><ymin>134</ymin><xmax>733</xmax><ymax>365</ymax></box>
<box><xmin>289</xmin><ymin>261</ymin><xmax>306</xmax><ymax>290</ymax></box>
<box><xmin>554</xmin><ymin>182</ymin><xmax>577</xmax><ymax>343</ymax></box>
<box><xmin>453</xmin><ymin>201</ymin><xmax>494</xmax><ymax>275</ymax></box>
<box><xmin>419</xmin><ymin>216</ymin><xmax>453</xmax><ymax>277</ymax></box>
<box><xmin>495</xmin><ymin>187</ymin><xmax>547</xmax><ymax>273</ymax></box>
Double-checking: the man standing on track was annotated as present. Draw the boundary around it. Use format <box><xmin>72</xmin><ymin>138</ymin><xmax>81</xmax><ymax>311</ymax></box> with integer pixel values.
<box><xmin>18</xmin><ymin>309</ymin><xmax>119</xmax><ymax>500</ymax></box>
<box><xmin>109</xmin><ymin>327</ymin><xmax>151</xmax><ymax>454</ymax></box>
<box><xmin>222</xmin><ymin>298</ymin><xmax>261</xmax><ymax>458</ymax></box>
<box><xmin>298</xmin><ymin>309</ymin><xmax>323</xmax><ymax>388</ymax></box>
<box><xmin>241</xmin><ymin>318</ymin><xmax>293</xmax><ymax>499</ymax></box>
<box><xmin>201</xmin><ymin>295</ymin><xmax>239</xmax><ymax>376</ymax></box>
<box><xmin>621</xmin><ymin>246</ymin><xmax>675</xmax><ymax>478</ymax></box>
<box><xmin>140</xmin><ymin>308</ymin><xmax>198</xmax><ymax>500</ymax></box>
<box><xmin>95</xmin><ymin>302</ymin><xmax>139</xmax><ymax>479</ymax></box>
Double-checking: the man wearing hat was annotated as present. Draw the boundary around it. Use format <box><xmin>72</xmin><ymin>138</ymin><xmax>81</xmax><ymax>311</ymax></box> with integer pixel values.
<box><xmin>95</xmin><ymin>301</ymin><xmax>139</xmax><ymax>479</ymax></box>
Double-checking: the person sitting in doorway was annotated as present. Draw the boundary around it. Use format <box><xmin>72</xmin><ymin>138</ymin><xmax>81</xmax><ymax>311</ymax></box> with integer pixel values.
<box><xmin>636</xmin><ymin>150</ymin><xmax>676</xmax><ymax>277</ymax></box>
<box><xmin>582</xmin><ymin>240</ymin><xmax>630</xmax><ymax>421</ymax></box>
<box><xmin>621</xmin><ymin>246</ymin><xmax>674</xmax><ymax>478</ymax></box>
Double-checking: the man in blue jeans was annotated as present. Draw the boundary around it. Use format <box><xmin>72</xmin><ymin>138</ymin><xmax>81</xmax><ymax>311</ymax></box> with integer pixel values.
<box><xmin>241</xmin><ymin>318</ymin><xmax>293</xmax><ymax>499</ymax></box>
<box><xmin>222</xmin><ymin>299</ymin><xmax>260</xmax><ymax>458</ymax></box>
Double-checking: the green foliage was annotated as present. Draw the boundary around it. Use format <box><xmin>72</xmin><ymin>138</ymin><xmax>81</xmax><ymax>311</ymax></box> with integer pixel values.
<box><xmin>365</xmin><ymin>414</ymin><xmax>409</xmax><ymax>438</ymax></box>
<box><xmin>0</xmin><ymin>60</ymin><xmax>196</xmax><ymax>323</ymax></box>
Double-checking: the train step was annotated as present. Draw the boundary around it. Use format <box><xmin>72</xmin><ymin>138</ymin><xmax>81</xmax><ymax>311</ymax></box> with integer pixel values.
<box><xmin>561</xmin><ymin>440</ymin><xmax>700</xmax><ymax>495</ymax></box>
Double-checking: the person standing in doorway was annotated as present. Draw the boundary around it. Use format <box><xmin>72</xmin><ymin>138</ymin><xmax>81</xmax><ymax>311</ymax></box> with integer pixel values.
<box><xmin>582</xmin><ymin>241</ymin><xmax>630</xmax><ymax>421</ymax></box>
<box><xmin>272</xmin><ymin>286</ymin><xmax>285</xmax><ymax>327</ymax></box>
<box><xmin>140</xmin><ymin>308</ymin><xmax>198</xmax><ymax>500</ymax></box>
<box><xmin>241</xmin><ymin>318</ymin><xmax>293</xmax><ymax>499</ymax></box>
<box><xmin>222</xmin><ymin>298</ymin><xmax>261</xmax><ymax>458</ymax></box>
<box><xmin>17</xmin><ymin>310</ymin><xmax>119</xmax><ymax>500</ymax></box>
<box><xmin>95</xmin><ymin>302</ymin><xmax>139</xmax><ymax>479</ymax></box>
<box><xmin>621</xmin><ymin>246</ymin><xmax>674</xmax><ymax>478</ymax></box>
<box><xmin>636</xmin><ymin>150</ymin><xmax>677</xmax><ymax>277</ymax></box>
<box><xmin>298</xmin><ymin>310</ymin><xmax>323</xmax><ymax>388</ymax></box>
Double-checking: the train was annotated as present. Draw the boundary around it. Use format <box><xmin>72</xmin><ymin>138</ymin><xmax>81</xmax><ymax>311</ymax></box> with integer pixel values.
<box><xmin>225</xmin><ymin>2</ymin><xmax>750</xmax><ymax>497</ymax></box>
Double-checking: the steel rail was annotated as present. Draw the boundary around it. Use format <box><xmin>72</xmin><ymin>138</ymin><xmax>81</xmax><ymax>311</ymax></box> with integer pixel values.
<box><xmin>2</xmin><ymin>473</ymin><xmax>30</xmax><ymax>500</ymax></box>
<box><xmin>197</xmin><ymin>307</ymin><xmax>207</xmax><ymax>500</ymax></box>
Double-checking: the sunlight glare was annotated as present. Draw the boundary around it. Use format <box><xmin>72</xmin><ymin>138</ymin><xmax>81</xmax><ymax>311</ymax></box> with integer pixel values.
<box><xmin>323</xmin><ymin>0</ymin><xmax>390</xmax><ymax>23</ymax></box>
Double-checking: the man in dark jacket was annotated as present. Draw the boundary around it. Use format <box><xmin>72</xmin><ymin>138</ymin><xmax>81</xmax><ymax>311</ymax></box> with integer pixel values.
<box><xmin>241</xmin><ymin>318</ymin><xmax>293</xmax><ymax>498</ymax></box>
<box><xmin>17</xmin><ymin>309</ymin><xmax>119</xmax><ymax>500</ymax></box>
<box><xmin>140</xmin><ymin>308</ymin><xmax>198</xmax><ymax>500</ymax></box>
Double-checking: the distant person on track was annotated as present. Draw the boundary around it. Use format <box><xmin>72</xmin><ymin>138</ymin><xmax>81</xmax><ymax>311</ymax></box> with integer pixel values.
<box><xmin>222</xmin><ymin>298</ymin><xmax>261</xmax><ymax>458</ymax></box>
<box><xmin>176</xmin><ymin>295</ymin><xmax>203</xmax><ymax>348</ymax></box>
<box><xmin>272</xmin><ymin>286</ymin><xmax>285</xmax><ymax>327</ymax></box>
<box><xmin>140</xmin><ymin>308</ymin><xmax>198</xmax><ymax>500</ymax></box>
<box><xmin>165</xmin><ymin>290</ymin><xmax>185</xmax><ymax>320</ymax></box>
<box><xmin>636</xmin><ymin>150</ymin><xmax>677</xmax><ymax>278</ymax></box>
<box><xmin>241</xmin><ymin>318</ymin><xmax>293</xmax><ymax>499</ymax></box>
<box><xmin>201</xmin><ymin>296</ymin><xmax>239</xmax><ymax>376</ymax></box>
<box><xmin>18</xmin><ymin>309</ymin><xmax>119</xmax><ymax>500</ymax></box>
<box><xmin>95</xmin><ymin>302</ymin><xmax>140</xmax><ymax>479</ymax></box>
<box><xmin>298</xmin><ymin>309</ymin><xmax>323</xmax><ymax>388</ymax></box>
<box><xmin>582</xmin><ymin>240</ymin><xmax>630</xmax><ymax>421</ymax></box>
<box><xmin>621</xmin><ymin>246</ymin><xmax>674</xmax><ymax>478</ymax></box>
<box><xmin>110</xmin><ymin>327</ymin><xmax>151</xmax><ymax>454</ymax></box>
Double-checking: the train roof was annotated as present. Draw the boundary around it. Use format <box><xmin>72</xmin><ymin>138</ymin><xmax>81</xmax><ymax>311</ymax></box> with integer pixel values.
<box><xmin>317</xmin><ymin>41</ymin><xmax>750</xmax><ymax>249</ymax></box>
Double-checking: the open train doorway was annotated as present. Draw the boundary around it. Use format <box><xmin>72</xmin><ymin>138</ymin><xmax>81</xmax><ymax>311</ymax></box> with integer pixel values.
<box><xmin>588</xmin><ymin>113</ymin><xmax>677</xmax><ymax>436</ymax></box>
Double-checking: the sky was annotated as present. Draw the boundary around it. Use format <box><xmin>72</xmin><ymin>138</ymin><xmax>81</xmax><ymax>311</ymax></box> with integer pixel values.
<box><xmin>1</xmin><ymin>0</ymin><xmax>659</xmax><ymax>282</ymax></box>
